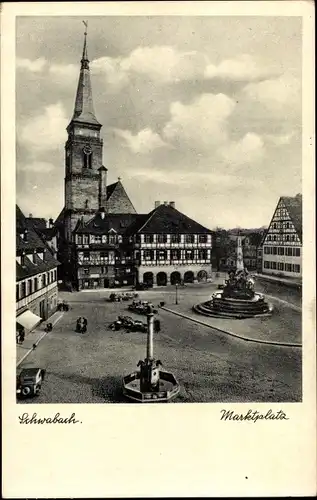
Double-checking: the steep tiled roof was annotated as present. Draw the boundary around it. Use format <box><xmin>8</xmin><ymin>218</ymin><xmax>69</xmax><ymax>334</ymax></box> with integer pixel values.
<box><xmin>75</xmin><ymin>213</ymin><xmax>140</xmax><ymax>235</ymax></box>
<box><xmin>106</xmin><ymin>182</ymin><xmax>118</xmax><ymax>199</ymax></box>
<box><xmin>16</xmin><ymin>251</ymin><xmax>60</xmax><ymax>280</ymax></box>
<box><xmin>281</xmin><ymin>194</ymin><xmax>302</xmax><ymax>242</ymax></box>
<box><xmin>25</xmin><ymin>217</ymin><xmax>47</xmax><ymax>229</ymax></box>
<box><xmin>16</xmin><ymin>205</ymin><xmax>60</xmax><ymax>280</ymax></box>
<box><xmin>135</xmin><ymin>204</ymin><xmax>212</xmax><ymax>234</ymax></box>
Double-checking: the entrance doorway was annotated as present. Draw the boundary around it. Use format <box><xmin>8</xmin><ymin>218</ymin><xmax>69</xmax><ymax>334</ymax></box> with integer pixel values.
<box><xmin>157</xmin><ymin>272</ymin><xmax>167</xmax><ymax>286</ymax></box>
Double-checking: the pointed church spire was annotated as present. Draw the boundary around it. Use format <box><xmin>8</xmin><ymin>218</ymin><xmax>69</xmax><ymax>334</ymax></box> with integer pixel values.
<box><xmin>70</xmin><ymin>21</ymin><xmax>101</xmax><ymax>127</ymax></box>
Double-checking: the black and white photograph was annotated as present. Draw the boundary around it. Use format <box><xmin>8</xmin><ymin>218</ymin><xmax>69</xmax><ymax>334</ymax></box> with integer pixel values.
<box><xmin>2</xmin><ymin>2</ymin><xmax>315</xmax><ymax>498</ymax></box>
<box><xmin>14</xmin><ymin>14</ymin><xmax>304</xmax><ymax>404</ymax></box>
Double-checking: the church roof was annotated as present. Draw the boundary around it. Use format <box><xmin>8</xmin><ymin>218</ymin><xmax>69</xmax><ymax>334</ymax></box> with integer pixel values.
<box><xmin>69</xmin><ymin>32</ymin><xmax>101</xmax><ymax>127</ymax></box>
<box><xmin>281</xmin><ymin>194</ymin><xmax>302</xmax><ymax>242</ymax></box>
<box><xmin>106</xmin><ymin>180</ymin><xmax>137</xmax><ymax>214</ymax></box>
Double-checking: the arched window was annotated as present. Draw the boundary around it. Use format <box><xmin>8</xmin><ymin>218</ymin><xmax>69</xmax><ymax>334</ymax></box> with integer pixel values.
<box><xmin>83</xmin><ymin>146</ymin><xmax>92</xmax><ymax>169</ymax></box>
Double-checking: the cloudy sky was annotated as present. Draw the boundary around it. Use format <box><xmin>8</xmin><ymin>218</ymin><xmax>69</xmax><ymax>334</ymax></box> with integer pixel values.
<box><xmin>16</xmin><ymin>16</ymin><xmax>302</xmax><ymax>229</ymax></box>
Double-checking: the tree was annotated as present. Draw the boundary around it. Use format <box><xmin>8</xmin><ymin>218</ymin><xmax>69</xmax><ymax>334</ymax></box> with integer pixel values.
<box><xmin>212</xmin><ymin>228</ymin><xmax>236</xmax><ymax>271</ymax></box>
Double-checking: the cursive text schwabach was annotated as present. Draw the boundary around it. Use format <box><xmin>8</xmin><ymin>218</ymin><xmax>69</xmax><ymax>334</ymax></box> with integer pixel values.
<box><xmin>18</xmin><ymin>412</ymin><xmax>80</xmax><ymax>424</ymax></box>
<box><xmin>220</xmin><ymin>409</ymin><xmax>289</xmax><ymax>423</ymax></box>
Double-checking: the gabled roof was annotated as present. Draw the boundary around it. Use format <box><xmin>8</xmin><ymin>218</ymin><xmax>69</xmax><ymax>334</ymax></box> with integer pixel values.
<box><xmin>106</xmin><ymin>180</ymin><xmax>137</xmax><ymax>214</ymax></box>
<box><xmin>74</xmin><ymin>213</ymin><xmax>141</xmax><ymax>235</ymax></box>
<box><xmin>25</xmin><ymin>217</ymin><xmax>47</xmax><ymax>229</ymax></box>
<box><xmin>281</xmin><ymin>194</ymin><xmax>302</xmax><ymax>242</ymax></box>
<box><xmin>16</xmin><ymin>251</ymin><xmax>60</xmax><ymax>281</ymax></box>
<box><xmin>135</xmin><ymin>204</ymin><xmax>212</xmax><ymax>234</ymax></box>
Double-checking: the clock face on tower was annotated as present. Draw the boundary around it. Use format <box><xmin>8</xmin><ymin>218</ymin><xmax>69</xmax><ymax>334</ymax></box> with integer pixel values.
<box><xmin>83</xmin><ymin>145</ymin><xmax>92</xmax><ymax>155</ymax></box>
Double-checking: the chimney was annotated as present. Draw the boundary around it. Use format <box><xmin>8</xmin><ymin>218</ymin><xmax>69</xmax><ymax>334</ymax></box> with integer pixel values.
<box><xmin>29</xmin><ymin>213</ymin><xmax>33</xmax><ymax>218</ymax></box>
<box><xmin>98</xmin><ymin>166</ymin><xmax>108</xmax><ymax>211</ymax></box>
<box><xmin>164</xmin><ymin>201</ymin><xmax>168</xmax><ymax>206</ymax></box>
<box><xmin>99</xmin><ymin>207</ymin><xmax>106</xmax><ymax>220</ymax></box>
<box><xmin>169</xmin><ymin>201</ymin><xmax>175</xmax><ymax>208</ymax></box>
<box><xmin>49</xmin><ymin>218</ymin><xmax>54</xmax><ymax>228</ymax></box>
<box><xmin>154</xmin><ymin>201</ymin><xmax>160</xmax><ymax>209</ymax></box>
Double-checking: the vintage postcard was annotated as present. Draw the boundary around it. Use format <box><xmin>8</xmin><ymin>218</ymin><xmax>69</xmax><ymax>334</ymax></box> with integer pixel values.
<box><xmin>1</xmin><ymin>1</ymin><xmax>316</xmax><ymax>497</ymax></box>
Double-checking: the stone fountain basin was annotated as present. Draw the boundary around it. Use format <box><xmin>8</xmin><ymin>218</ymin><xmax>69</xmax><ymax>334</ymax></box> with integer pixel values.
<box><xmin>122</xmin><ymin>370</ymin><xmax>180</xmax><ymax>402</ymax></box>
<box><xmin>212</xmin><ymin>290</ymin><xmax>265</xmax><ymax>302</ymax></box>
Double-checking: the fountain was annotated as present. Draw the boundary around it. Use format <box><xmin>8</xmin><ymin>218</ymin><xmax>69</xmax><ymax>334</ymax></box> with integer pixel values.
<box><xmin>122</xmin><ymin>313</ymin><xmax>180</xmax><ymax>402</ymax></box>
<box><xmin>194</xmin><ymin>236</ymin><xmax>273</xmax><ymax>319</ymax></box>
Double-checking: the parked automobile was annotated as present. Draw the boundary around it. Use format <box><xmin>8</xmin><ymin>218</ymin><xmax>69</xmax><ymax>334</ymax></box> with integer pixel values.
<box><xmin>108</xmin><ymin>292</ymin><xmax>139</xmax><ymax>302</ymax></box>
<box><xmin>128</xmin><ymin>300</ymin><xmax>158</xmax><ymax>315</ymax></box>
<box><xmin>16</xmin><ymin>368</ymin><xmax>46</xmax><ymax>398</ymax></box>
<box><xmin>109</xmin><ymin>316</ymin><xmax>147</xmax><ymax>333</ymax></box>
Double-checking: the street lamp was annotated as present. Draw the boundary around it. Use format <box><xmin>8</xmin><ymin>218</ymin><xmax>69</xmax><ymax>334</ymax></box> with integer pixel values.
<box><xmin>175</xmin><ymin>282</ymin><xmax>178</xmax><ymax>305</ymax></box>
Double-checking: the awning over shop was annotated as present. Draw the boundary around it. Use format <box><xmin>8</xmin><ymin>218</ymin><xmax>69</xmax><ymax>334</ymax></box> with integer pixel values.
<box><xmin>16</xmin><ymin>310</ymin><xmax>42</xmax><ymax>331</ymax></box>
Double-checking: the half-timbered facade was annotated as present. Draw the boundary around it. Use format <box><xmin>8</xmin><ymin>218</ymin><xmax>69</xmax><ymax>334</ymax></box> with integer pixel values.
<box><xmin>262</xmin><ymin>194</ymin><xmax>302</xmax><ymax>278</ymax></box>
<box><xmin>16</xmin><ymin>206</ymin><xmax>60</xmax><ymax>333</ymax></box>
<box><xmin>73</xmin><ymin>202</ymin><xmax>213</xmax><ymax>289</ymax></box>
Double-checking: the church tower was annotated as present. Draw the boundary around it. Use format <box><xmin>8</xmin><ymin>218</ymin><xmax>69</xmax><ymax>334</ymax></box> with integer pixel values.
<box><xmin>64</xmin><ymin>27</ymin><xmax>107</xmax><ymax>241</ymax></box>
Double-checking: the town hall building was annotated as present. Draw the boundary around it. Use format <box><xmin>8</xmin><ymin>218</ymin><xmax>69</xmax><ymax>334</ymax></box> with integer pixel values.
<box><xmin>54</xmin><ymin>32</ymin><xmax>213</xmax><ymax>289</ymax></box>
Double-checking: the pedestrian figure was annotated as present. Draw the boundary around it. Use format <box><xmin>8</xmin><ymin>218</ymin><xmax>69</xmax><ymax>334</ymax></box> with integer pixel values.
<box><xmin>19</xmin><ymin>329</ymin><xmax>25</xmax><ymax>344</ymax></box>
<box><xmin>154</xmin><ymin>319</ymin><xmax>161</xmax><ymax>333</ymax></box>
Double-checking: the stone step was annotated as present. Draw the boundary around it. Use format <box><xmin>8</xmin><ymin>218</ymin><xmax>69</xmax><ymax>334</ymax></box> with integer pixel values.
<box><xmin>193</xmin><ymin>302</ymin><xmax>271</xmax><ymax>319</ymax></box>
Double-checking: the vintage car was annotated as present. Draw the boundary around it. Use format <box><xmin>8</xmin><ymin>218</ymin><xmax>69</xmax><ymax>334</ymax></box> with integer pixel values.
<box><xmin>128</xmin><ymin>301</ymin><xmax>158</xmax><ymax>315</ymax></box>
<box><xmin>109</xmin><ymin>316</ymin><xmax>147</xmax><ymax>333</ymax></box>
<box><xmin>108</xmin><ymin>292</ymin><xmax>139</xmax><ymax>302</ymax></box>
<box><xmin>16</xmin><ymin>368</ymin><xmax>46</xmax><ymax>398</ymax></box>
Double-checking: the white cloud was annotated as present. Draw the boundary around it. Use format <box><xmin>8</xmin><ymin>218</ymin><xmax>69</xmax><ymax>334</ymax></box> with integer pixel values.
<box><xmin>19</xmin><ymin>102</ymin><xmax>68</xmax><ymax>152</ymax></box>
<box><xmin>49</xmin><ymin>63</ymin><xmax>78</xmax><ymax>84</ymax></box>
<box><xmin>205</xmin><ymin>54</ymin><xmax>276</xmax><ymax>82</ymax></box>
<box><xmin>18</xmin><ymin>161</ymin><xmax>55</xmax><ymax>173</ymax></box>
<box><xmin>91</xmin><ymin>56</ymin><xmax>129</xmax><ymax>90</ymax></box>
<box><xmin>264</xmin><ymin>131</ymin><xmax>296</xmax><ymax>146</ymax></box>
<box><xmin>114</xmin><ymin>127</ymin><xmax>167</xmax><ymax>154</ymax></box>
<box><xmin>163</xmin><ymin>93</ymin><xmax>235</xmax><ymax>151</ymax></box>
<box><xmin>16</xmin><ymin>57</ymin><xmax>47</xmax><ymax>72</ymax></box>
<box><xmin>121</xmin><ymin>46</ymin><xmax>207</xmax><ymax>83</ymax></box>
<box><xmin>219</xmin><ymin>132</ymin><xmax>265</xmax><ymax>166</ymax></box>
<box><xmin>243</xmin><ymin>73</ymin><xmax>301</xmax><ymax>112</ymax></box>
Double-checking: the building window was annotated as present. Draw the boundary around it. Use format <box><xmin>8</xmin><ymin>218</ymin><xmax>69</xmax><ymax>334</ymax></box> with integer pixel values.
<box><xmin>101</xmin><ymin>266</ymin><xmax>108</xmax><ymax>274</ymax></box>
<box><xmin>27</xmin><ymin>279</ymin><xmax>33</xmax><ymax>295</ymax></box>
<box><xmin>54</xmin><ymin>270</ymin><xmax>57</xmax><ymax>281</ymax></box>
<box><xmin>185</xmin><ymin>234</ymin><xmax>195</xmax><ymax>244</ymax></box>
<box><xmin>273</xmin><ymin>235</ymin><xmax>276</xmax><ymax>241</ymax></box>
<box><xmin>295</xmin><ymin>247</ymin><xmax>301</xmax><ymax>257</ymax></box>
<box><xmin>21</xmin><ymin>282</ymin><xmax>26</xmax><ymax>297</ymax></box>
<box><xmin>83</xmin><ymin>268</ymin><xmax>89</xmax><ymax>275</ymax></box>
<box><xmin>77</xmin><ymin>235</ymin><xmax>82</xmax><ymax>244</ymax></box>
<box><xmin>100</xmin><ymin>252</ymin><xmax>107</xmax><ymax>262</ymax></box>
<box><xmin>272</xmin><ymin>247</ymin><xmax>277</xmax><ymax>255</ymax></box>
<box><xmin>264</xmin><ymin>246</ymin><xmax>269</xmax><ymax>254</ymax></box>
<box><xmin>267</xmin><ymin>235</ymin><xmax>271</xmax><ymax>241</ymax></box>
<box><xmin>83</xmin><ymin>251</ymin><xmax>90</xmax><ymax>262</ymax></box>
<box><xmin>144</xmin><ymin>250</ymin><xmax>154</xmax><ymax>261</ymax></box>
<box><xmin>171</xmin><ymin>234</ymin><xmax>181</xmax><ymax>243</ymax></box>
<box><xmin>291</xmin><ymin>235</ymin><xmax>295</xmax><ymax>241</ymax></box>
<box><xmin>264</xmin><ymin>261</ymin><xmax>269</xmax><ymax>269</ymax></box>
<box><xmin>294</xmin><ymin>264</ymin><xmax>300</xmax><ymax>273</ymax></box>
<box><xmin>272</xmin><ymin>223</ymin><xmax>277</xmax><ymax>229</ymax></box>
<box><xmin>277</xmin><ymin>262</ymin><xmax>284</xmax><ymax>271</ymax></box>
<box><xmin>16</xmin><ymin>284</ymin><xmax>19</xmax><ymax>301</ymax></box>
<box><xmin>198</xmin><ymin>249</ymin><xmax>207</xmax><ymax>259</ymax></box>
<box><xmin>158</xmin><ymin>250</ymin><xmax>167</xmax><ymax>261</ymax></box>
<box><xmin>285</xmin><ymin>235</ymin><xmax>290</xmax><ymax>241</ymax></box>
<box><xmin>144</xmin><ymin>234</ymin><xmax>154</xmax><ymax>243</ymax></box>
<box><xmin>83</xmin><ymin>235</ymin><xmax>89</xmax><ymax>244</ymax></box>
<box><xmin>278</xmin><ymin>247</ymin><xmax>285</xmax><ymax>255</ymax></box>
<box><xmin>157</xmin><ymin>234</ymin><xmax>167</xmax><ymax>243</ymax></box>
<box><xmin>271</xmin><ymin>261</ymin><xmax>277</xmax><ymax>270</ymax></box>
<box><xmin>171</xmin><ymin>249</ymin><xmax>181</xmax><ymax>260</ymax></box>
<box><xmin>286</xmin><ymin>222</ymin><xmax>290</xmax><ymax>229</ymax></box>
<box><xmin>34</xmin><ymin>278</ymin><xmax>38</xmax><ymax>291</ymax></box>
<box><xmin>185</xmin><ymin>249</ymin><xmax>194</xmax><ymax>260</ymax></box>
<box><xmin>198</xmin><ymin>234</ymin><xmax>207</xmax><ymax>243</ymax></box>
<box><xmin>109</xmin><ymin>234</ymin><xmax>116</xmax><ymax>244</ymax></box>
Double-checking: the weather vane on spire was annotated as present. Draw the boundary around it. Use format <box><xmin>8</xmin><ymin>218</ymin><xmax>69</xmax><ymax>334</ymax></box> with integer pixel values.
<box><xmin>81</xmin><ymin>20</ymin><xmax>89</xmax><ymax>66</ymax></box>
<box><xmin>83</xmin><ymin>20</ymin><xmax>88</xmax><ymax>36</ymax></box>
